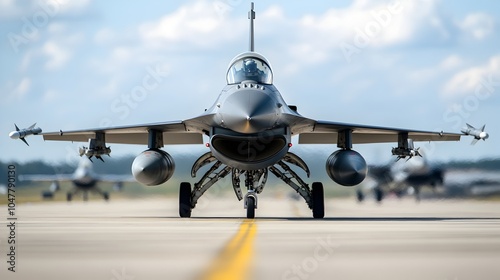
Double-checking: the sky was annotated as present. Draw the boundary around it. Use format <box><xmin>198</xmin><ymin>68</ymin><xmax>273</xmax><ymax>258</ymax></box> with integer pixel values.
<box><xmin>1</xmin><ymin>0</ymin><xmax>499</xmax><ymax>167</ymax></box>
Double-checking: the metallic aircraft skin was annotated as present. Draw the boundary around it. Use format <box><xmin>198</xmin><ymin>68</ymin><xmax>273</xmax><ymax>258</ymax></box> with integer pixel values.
<box><xmin>9</xmin><ymin>3</ymin><xmax>487</xmax><ymax>218</ymax></box>
<box><xmin>20</xmin><ymin>159</ymin><xmax>133</xmax><ymax>201</ymax></box>
<box><xmin>358</xmin><ymin>156</ymin><xmax>445</xmax><ymax>202</ymax></box>
<box><xmin>359</xmin><ymin>156</ymin><xmax>500</xmax><ymax>202</ymax></box>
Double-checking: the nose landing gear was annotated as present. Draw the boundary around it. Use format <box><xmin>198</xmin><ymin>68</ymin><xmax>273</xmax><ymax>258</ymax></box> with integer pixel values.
<box><xmin>181</xmin><ymin>152</ymin><xmax>325</xmax><ymax>219</ymax></box>
<box><xmin>244</xmin><ymin>192</ymin><xmax>257</xmax><ymax>219</ymax></box>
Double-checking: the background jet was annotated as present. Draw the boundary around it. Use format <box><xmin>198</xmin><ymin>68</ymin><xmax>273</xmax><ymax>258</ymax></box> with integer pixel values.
<box><xmin>442</xmin><ymin>169</ymin><xmax>500</xmax><ymax>198</ymax></box>
<box><xmin>357</xmin><ymin>156</ymin><xmax>444</xmax><ymax>203</ymax></box>
<box><xmin>19</xmin><ymin>159</ymin><xmax>134</xmax><ymax>201</ymax></box>
<box><xmin>358</xmin><ymin>155</ymin><xmax>500</xmax><ymax>202</ymax></box>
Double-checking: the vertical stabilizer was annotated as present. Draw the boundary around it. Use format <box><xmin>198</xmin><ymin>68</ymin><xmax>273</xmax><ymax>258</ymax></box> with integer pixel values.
<box><xmin>248</xmin><ymin>2</ymin><xmax>255</xmax><ymax>51</ymax></box>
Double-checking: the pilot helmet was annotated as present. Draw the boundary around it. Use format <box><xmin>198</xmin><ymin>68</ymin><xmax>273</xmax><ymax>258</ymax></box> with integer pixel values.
<box><xmin>243</xmin><ymin>59</ymin><xmax>258</xmax><ymax>73</ymax></box>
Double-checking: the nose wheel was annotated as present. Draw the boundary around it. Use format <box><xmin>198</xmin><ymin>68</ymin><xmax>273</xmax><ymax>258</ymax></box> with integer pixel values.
<box><xmin>245</xmin><ymin>193</ymin><xmax>257</xmax><ymax>219</ymax></box>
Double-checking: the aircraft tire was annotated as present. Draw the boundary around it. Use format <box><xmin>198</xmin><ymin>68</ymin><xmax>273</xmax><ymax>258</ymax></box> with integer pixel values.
<box><xmin>42</xmin><ymin>191</ymin><xmax>54</xmax><ymax>199</ymax></box>
<box><xmin>246</xmin><ymin>196</ymin><xmax>256</xmax><ymax>219</ymax></box>
<box><xmin>103</xmin><ymin>192</ymin><xmax>110</xmax><ymax>201</ymax></box>
<box><xmin>312</xmin><ymin>182</ymin><xmax>325</xmax><ymax>218</ymax></box>
<box><xmin>374</xmin><ymin>187</ymin><xmax>383</xmax><ymax>203</ymax></box>
<box><xmin>179</xmin><ymin>182</ymin><xmax>192</xmax><ymax>218</ymax></box>
<box><xmin>356</xmin><ymin>189</ymin><xmax>365</xmax><ymax>203</ymax></box>
<box><xmin>66</xmin><ymin>192</ymin><xmax>72</xmax><ymax>202</ymax></box>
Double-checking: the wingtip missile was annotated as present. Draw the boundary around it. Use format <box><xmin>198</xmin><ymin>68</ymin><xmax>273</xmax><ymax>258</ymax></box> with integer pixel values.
<box><xmin>9</xmin><ymin>123</ymin><xmax>42</xmax><ymax>146</ymax></box>
<box><xmin>461</xmin><ymin>123</ymin><xmax>489</xmax><ymax>145</ymax></box>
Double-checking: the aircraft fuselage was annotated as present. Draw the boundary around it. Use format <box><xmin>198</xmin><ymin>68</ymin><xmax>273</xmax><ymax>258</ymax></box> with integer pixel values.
<box><xmin>208</xmin><ymin>83</ymin><xmax>293</xmax><ymax>170</ymax></box>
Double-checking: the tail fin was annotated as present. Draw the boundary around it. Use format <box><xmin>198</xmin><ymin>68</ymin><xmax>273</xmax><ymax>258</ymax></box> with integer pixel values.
<box><xmin>248</xmin><ymin>2</ymin><xmax>255</xmax><ymax>51</ymax></box>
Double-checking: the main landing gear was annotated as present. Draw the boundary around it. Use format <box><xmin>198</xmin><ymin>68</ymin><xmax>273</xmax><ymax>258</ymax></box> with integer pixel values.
<box><xmin>66</xmin><ymin>187</ymin><xmax>110</xmax><ymax>202</ymax></box>
<box><xmin>178</xmin><ymin>152</ymin><xmax>325</xmax><ymax>219</ymax></box>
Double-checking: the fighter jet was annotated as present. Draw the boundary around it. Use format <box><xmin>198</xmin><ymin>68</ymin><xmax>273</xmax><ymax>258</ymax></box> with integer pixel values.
<box><xmin>10</xmin><ymin>3</ymin><xmax>487</xmax><ymax>218</ymax></box>
<box><xmin>357</xmin><ymin>156</ymin><xmax>444</xmax><ymax>203</ymax></box>
<box><xmin>444</xmin><ymin>169</ymin><xmax>500</xmax><ymax>197</ymax></box>
<box><xmin>19</xmin><ymin>159</ymin><xmax>133</xmax><ymax>201</ymax></box>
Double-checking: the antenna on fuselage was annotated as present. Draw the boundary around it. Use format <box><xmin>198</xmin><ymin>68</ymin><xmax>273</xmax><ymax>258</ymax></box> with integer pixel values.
<box><xmin>248</xmin><ymin>2</ymin><xmax>255</xmax><ymax>52</ymax></box>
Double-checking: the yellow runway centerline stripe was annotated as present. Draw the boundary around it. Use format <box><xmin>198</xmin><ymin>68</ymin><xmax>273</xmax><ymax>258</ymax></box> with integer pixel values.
<box><xmin>201</xmin><ymin>220</ymin><xmax>258</xmax><ymax>280</ymax></box>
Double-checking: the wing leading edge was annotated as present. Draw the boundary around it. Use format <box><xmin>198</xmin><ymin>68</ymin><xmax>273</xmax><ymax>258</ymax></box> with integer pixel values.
<box><xmin>298</xmin><ymin>120</ymin><xmax>461</xmax><ymax>144</ymax></box>
<box><xmin>41</xmin><ymin>116</ymin><xmax>214</xmax><ymax>145</ymax></box>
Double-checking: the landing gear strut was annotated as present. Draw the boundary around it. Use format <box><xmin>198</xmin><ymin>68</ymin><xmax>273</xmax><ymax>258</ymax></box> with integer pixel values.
<box><xmin>65</xmin><ymin>186</ymin><xmax>109</xmax><ymax>202</ymax></box>
<box><xmin>180</xmin><ymin>152</ymin><xmax>325</xmax><ymax>219</ymax></box>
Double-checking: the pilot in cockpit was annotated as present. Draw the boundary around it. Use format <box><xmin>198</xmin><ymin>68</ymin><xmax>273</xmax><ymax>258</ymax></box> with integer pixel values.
<box><xmin>243</xmin><ymin>59</ymin><xmax>260</xmax><ymax>76</ymax></box>
<box><xmin>239</xmin><ymin>58</ymin><xmax>265</xmax><ymax>83</ymax></box>
<box><xmin>227</xmin><ymin>56</ymin><xmax>273</xmax><ymax>85</ymax></box>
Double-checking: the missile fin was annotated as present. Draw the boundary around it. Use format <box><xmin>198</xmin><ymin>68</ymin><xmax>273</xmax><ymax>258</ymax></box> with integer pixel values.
<box><xmin>20</xmin><ymin>138</ymin><xmax>29</xmax><ymax>146</ymax></box>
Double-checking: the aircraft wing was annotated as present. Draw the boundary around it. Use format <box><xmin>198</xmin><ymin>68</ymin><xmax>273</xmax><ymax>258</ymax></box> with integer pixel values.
<box><xmin>41</xmin><ymin>117</ymin><xmax>213</xmax><ymax>145</ymax></box>
<box><xmin>19</xmin><ymin>174</ymin><xmax>74</xmax><ymax>182</ymax></box>
<box><xmin>298</xmin><ymin>120</ymin><xmax>462</xmax><ymax>144</ymax></box>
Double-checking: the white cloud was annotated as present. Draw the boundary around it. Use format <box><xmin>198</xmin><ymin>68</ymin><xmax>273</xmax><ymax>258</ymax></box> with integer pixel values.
<box><xmin>10</xmin><ymin>77</ymin><xmax>31</xmax><ymax>99</ymax></box>
<box><xmin>300</xmin><ymin>0</ymin><xmax>445</xmax><ymax>45</ymax></box>
<box><xmin>458</xmin><ymin>13</ymin><xmax>494</xmax><ymax>40</ymax></box>
<box><xmin>0</xmin><ymin>0</ymin><xmax>31</xmax><ymax>19</ymax></box>
<box><xmin>281</xmin><ymin>0</ymin><xmax>461</xmax><ymax>66</ymax></box>
<box><xmin>55</xmin><ymin>0</ymin><xmax>91</xmax><ymax>15</ymax></box>
<box><xmin>261</xmin><ymin>5</ymin><xmax>285</xmax><ymax>21</ymax></box>
<box><xmin>39</xmin><ymin>32</ymin><xmax>82</xmax><ymax>70</ymax></box>
<box><xmin>442</xmin><ymin>55</ymin><xmax>500</xmax><ymax>98</ymax></box>
<box><xmin>139</xmin><ymin>1</ymin><xmax>244</xmax><ymax>49</ymax></box>
<box><xmin>20</xmin><ymin>50</ymin><xmax>34</xmax><ymax>72</ymax></box>
<box><xmin>408</xmin><ymin>55</ymin><xmax>463</xmax><ymax>83</ymax></box>
<box><xmin>439</xmin><ymin>55</ymin><xmax>463</xmax><ymax>70</ymax></box>
<box><xmin>48</xmin><ymin>22</ymin><xmax>67</xmax><ymax>34</ymax></box>
<box><xmin>107</xmin><ymin>47</ymin><xmax>131</xmax><ymax>63</ymax></box>
<box><xmin>42</xmin><ymin>89</ymin><xmax>59</xmax><ymax>103</ymax></box>
<box><xmin>94</xmin><ymin>28</ymin><xmax>115</xmax><ymax>45</ymax></box>
<box><xmin>0</xmin><ymin>0</ymin><xmax>90</xmax><ymax>20</ymax></box>
<box><xmin>42</xmin><ymin>41</ymin><xmax>71</xmax><ymax>70</ymax></box>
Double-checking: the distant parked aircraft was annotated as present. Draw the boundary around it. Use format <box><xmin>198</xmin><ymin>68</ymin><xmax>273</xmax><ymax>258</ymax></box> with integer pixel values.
<box><xmin>19</xmin><ymin>159</ymin><xmax>133</xmax><ymax>201</ymax></box>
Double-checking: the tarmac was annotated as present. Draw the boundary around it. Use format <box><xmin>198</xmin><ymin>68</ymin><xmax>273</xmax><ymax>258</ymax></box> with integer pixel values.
<box><xmin>1</xmin><ymin>194</ymin><xmax>500</xmax><ymax>280</ymax></box>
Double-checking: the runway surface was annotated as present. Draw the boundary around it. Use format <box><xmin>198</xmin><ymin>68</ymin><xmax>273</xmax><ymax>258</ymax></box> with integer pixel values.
<box><xmin>1</xmin><ymin>195</ymin><xmax>500</xmax><ymax>280</ymax></box>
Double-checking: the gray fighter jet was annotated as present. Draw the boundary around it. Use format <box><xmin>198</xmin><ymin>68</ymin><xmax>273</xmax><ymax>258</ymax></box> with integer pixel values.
<box><xmin>19</xmin><ymin>159</ymin><xmax>133</xmax><ymax>201</ymax></box>
<box><xmin>10</xmin><ymin>3</ymin><xmax>487</xmax><ymax>218</ymax></box>
<box><xmin>357</xmin><ymin>156</ymin><xmax>445</xmax><ymax>203</ymax></box>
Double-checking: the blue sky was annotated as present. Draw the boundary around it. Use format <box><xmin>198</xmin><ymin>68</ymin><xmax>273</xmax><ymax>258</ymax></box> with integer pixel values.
<box><xmin>1</xmin><ymin>0</ymin><xmax>499</xmax><ymax>166</ymax></box>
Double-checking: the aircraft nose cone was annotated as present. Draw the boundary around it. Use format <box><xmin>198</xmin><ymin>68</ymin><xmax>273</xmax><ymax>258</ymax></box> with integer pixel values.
<box><xmin>480</xmin><ymin>131</ymin><xmax>489</xmax><ymax>140</ymax></box>
<box><xmin>220</xmin><ymin>89</ymin><xmax>279</xmax><ymax>133</ymax></box>
<box><xmin>9</xmin><ymin>131</ymin><xmax>20</xmax><ymax>139</ymax></box>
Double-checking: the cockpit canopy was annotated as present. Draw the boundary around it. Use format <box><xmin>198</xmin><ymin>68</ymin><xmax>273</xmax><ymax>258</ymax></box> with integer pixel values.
<box><xmin>226</xmin><ymin>52</ymin><xmax>273</xmax><ymax>85</ymax></box>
